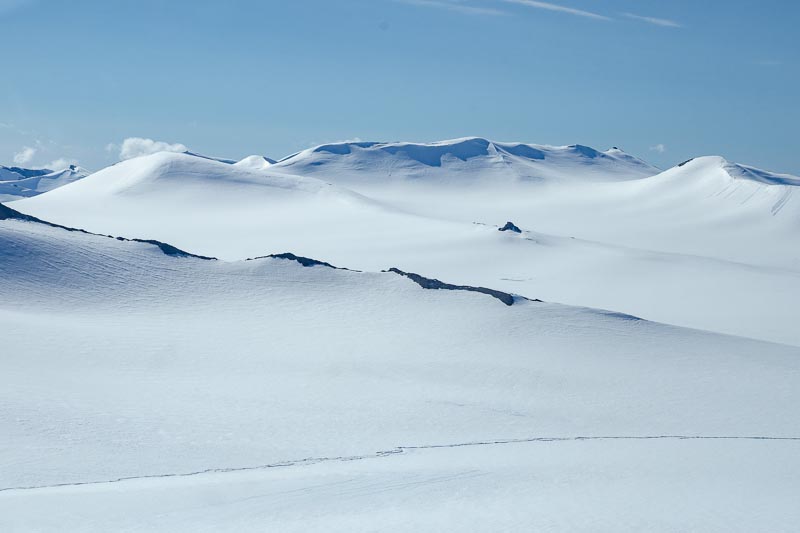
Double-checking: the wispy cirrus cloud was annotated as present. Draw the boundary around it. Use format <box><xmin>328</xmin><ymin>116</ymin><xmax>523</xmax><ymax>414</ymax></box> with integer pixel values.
<box><xmin>395</xmin><ymin>0</ymin><xmax>610</xmax><ymax>19</ymax></box>
<box><xmin>395</xmin><ymin>0</ymin><xmax>682</xmax><ymax>27</ymax></box>
<box><xmin>395</xmin><ymin>0</ymin><xmax>506</xmax><ymax>16</ymax></box>
<box><xmin>501</xmin><ymin>0</ymin><xmax>610</xmax><ymax>21</ymax></box>
<box><xmin>622</xmin><ymin>12</ymin><xmax>681</xmax><ymax>28</ymax></box>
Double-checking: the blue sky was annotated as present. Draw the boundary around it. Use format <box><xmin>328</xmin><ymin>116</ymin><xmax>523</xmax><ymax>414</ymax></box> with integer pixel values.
<box><xmin>1</xmin><ymin>0</ymin><xmax>798</xmax><ymax>173</ymax></box>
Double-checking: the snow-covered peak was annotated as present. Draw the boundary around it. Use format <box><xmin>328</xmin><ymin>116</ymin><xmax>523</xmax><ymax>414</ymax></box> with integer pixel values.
<box><xmin>233</xmin><ymin>155</ymin><xmax>277</xmax><ymax>171</ymax></box>
<box><xmin>41</xmin><ymin>164</ymin><xmax>89</xmax><ymax>178</ymax></box>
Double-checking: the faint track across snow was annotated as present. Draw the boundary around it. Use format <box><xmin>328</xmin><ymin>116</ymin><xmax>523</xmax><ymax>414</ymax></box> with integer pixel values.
<box><xmin>2</xmin><ymin>434</ymin><xmax>798</xmax><ymax>494</ymax></box>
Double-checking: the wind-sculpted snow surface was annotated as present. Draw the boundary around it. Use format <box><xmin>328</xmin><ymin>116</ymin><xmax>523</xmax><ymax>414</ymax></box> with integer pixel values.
<box><xmin>2</xmin><ymin>213</ymin><xmax>800</xmax><ymax>531</ymax></box>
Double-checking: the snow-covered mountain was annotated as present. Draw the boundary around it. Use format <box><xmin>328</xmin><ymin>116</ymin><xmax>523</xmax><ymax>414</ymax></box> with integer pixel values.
<box><xmin>0</xmin><ymin>164</ymin><xmax>90</xmax><ymax>202</ymax></box>
<box><xmin>0</xmin><ymin>165</ymin><xmax>53</xmax><ymax>181</ymax></box>
<box><xmin>1</xmin><ymin>204</ymin><xmax>799</xmax><ymax>531</ymax></box>
<box><xmin>273</xmin><ymin>137</ymin><xmax>659</xmax><ymax>183</ymax></box>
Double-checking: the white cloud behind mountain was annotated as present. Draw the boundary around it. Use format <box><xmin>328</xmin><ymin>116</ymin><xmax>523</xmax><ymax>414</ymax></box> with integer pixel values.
<box><xmin>109</xmin><ymin>137</ymin><xmax>188</xmax><ymax>161</ymax></box>
<box><xmin>13</xmin><ymin>145</ymin><xmax>36</xmax><ymax>165</ymax></box>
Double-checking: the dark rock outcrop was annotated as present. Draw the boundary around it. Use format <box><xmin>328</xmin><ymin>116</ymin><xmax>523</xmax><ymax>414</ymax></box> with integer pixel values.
<box><xmin>247</xmin><ymin>252</ymin><xmax>349</xmax><ymax>270</ymax></box>
<box><xmin>386</xmin><ymin>268</ymin><xmax>539</xmax><ymax>306</ymax></box>
<box><xmin>499</xmin><ymin>221</ymin><xmax>522</xmax><ymax>233</ymax></box>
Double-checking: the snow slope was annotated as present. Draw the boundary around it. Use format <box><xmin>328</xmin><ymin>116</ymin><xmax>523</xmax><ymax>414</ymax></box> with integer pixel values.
<box><xmin>0</xmin><ymin>164</ymin><xmax>89</xmax><ymax>202</ymax></box>
<box><xmin>275</xmin><ymin>145</ymin><xmax>800</xmax><ymax>269</ymax></box>
<box><xmin>2</xmin><ymin>212</ymin><xmax>799</xmax><ymax>531</ymax></box>
<box><xmin>12</xmin><ymin>148</ymin><xmax>800</xmax><ymax>345</ymax></box>
<box><xmin>9</xmin><ymin>150</ymin><xmax>443</xmax><ymax>260</ymax></box>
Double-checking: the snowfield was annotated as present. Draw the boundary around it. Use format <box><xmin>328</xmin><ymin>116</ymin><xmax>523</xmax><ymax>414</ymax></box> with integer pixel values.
<box><xmin>4</xmin><ymin>439</ymin><xmax>799</xmax><ymax>532</ymax></box>
<box><xmin>12</xmin><ymin>141</ymin><xmax>800</xmax><ymax>345</ymax></box>
<box><xmin>2</xmin><ymin>138</ymin><xmax>800</xmax><ymax>531</ymax></box>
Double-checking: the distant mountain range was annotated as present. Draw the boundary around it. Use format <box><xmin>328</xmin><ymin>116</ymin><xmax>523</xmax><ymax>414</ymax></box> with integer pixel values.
<box><xmin>4</xmin><ymin>137</ymin><xmax>798</xmax><ymax>201</ymax></box>
<box><xmin>270</xmin><ymin>137</ymin><xmax>660</xmax><ymax>183</ymax></box>
<box><xmin>0</xmin><ymin>164</ymin><xmax>90</xmax><ymax>202</ymax></box>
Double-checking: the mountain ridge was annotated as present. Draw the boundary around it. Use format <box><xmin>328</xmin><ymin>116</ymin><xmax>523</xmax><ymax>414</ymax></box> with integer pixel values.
<box><xmin>272</xmin><ymin>137</ymin><xmax>660</xmax><ymax>183</ymax></box>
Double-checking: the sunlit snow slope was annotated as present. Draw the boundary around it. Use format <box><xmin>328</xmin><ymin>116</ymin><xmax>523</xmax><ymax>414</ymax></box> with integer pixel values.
<box><xmin>2</xmin><ymin>209</ymin><xmax>799</xmax><ymax>531</ymax></box>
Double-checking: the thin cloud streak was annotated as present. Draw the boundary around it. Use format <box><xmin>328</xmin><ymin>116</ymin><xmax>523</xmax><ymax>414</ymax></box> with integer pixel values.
<box><xmin>501</xmin><ymin>0</ymin><xmax>611</xmax><ymax>21</ymax></box>
<box><xmin>394</xmin><ymin>0</ymin><xmax>609</xmax><ymax>20</ymax></box>
<box><xmin>0</xmin><ymin>0</ymin><xmax>35</xmax><ymax>15</ymax></box>
<box><xmin>395</xmin><ymin>0</ymin><xmax>507</xmax><ymax>16</ymax></box>
<box><xmin>622</xmin><ymin>12</ymin><xmax>682</xmax><ymax>28</ymax></box>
